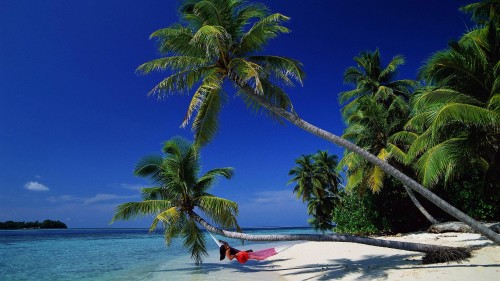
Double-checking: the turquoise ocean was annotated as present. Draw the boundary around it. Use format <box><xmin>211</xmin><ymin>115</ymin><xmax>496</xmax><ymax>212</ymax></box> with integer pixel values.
<box><xmin>0</xmin><ymin>227</ymin><xmax>317</xmax><ymax>281</ymax></box>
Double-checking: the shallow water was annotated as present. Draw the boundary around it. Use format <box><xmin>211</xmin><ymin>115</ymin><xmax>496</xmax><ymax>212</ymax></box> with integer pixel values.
<box><xmin>0</xmin><ymin>227</ymin><xmax>315</xmax><ymax>280</ymax></box>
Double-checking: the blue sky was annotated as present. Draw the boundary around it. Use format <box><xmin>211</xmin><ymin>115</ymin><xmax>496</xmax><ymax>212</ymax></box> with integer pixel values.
<box><xmin>0</xmin><ymin>0</ymin><xmax>472</xmax><ymax>228</ymax></box>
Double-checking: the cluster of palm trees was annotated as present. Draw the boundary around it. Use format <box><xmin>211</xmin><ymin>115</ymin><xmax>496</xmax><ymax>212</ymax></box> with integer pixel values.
<box><xmin>288</xmin><ymin>151</ymin><xmax>341</xmax><ymax>232</ymax></box>
<box><xmin>334</xmin><ymin>1</ymin><xmax>499</xmax><ymax>234</ymax></box>
<box><xmin>112</xmin><ymin>0</ymin><xmax>500</xmax><ymax>263</ymax></box>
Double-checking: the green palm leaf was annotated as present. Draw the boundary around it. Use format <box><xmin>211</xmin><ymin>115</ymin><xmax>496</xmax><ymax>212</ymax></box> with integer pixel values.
<box><xmin>192</xmin><ymin>87</ymin><xmax>222</xmax><ymax>147</ymax></box>
<box><xmin>431</xmin><ymin>103</ymin><xmax>500</xmax><ymax>138</ymax></box>
<box><xmin>149</xmin><ymin>206</ymin><xmax>181</xmax><ymax>232</ymax></box>
<box><xmin>136</xmin><ymin>56</ymin><xmax>209</xmax><ymax>75</ymax></box>
<box><xmin>238</xmin><ymin>13</ymin><xmax>290</xmax><ymax>55</ymax></box>
<box><xmin>190</xmin><ymin>25</ymin><xmax>231</xmax><ymax>58</ymax></box>
<box><xmin>111</xmin><ymin>200</ymin><xmax>173</xmax><ymax>222</ymax></box>
<box><xmin>197</xmin><ymin>196</ymin><xmax>239</xmax><ymax>229</ymax></box>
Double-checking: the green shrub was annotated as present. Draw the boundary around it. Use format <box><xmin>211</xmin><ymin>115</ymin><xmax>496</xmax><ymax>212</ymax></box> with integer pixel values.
<box><xmin>333</xmin><ymin>190</ymin><xmax>381</xmax><ymax>235</ymax></box>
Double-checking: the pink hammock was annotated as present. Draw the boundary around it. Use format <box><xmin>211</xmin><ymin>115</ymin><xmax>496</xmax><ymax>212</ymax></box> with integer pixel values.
<box><xmin>209</xmin><ymin>232</ymin><xmax>288</xmax><ymax>261</ymax></box>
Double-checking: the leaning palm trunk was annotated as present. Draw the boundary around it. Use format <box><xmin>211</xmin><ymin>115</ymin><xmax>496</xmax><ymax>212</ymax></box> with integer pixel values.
<box><xmin>190</xmin><ymin>212</ymin><xmax>470</xmax><ymax>264</ymax></box>
<box><xmin>404</xmin><ymin>185</ymin><xmax>439</xmax><ymax>224</ymax></box>
<box><xmin>237</xmin><ymin>83</ymin><xmax>500</xmax><ymax>245</ymax></box>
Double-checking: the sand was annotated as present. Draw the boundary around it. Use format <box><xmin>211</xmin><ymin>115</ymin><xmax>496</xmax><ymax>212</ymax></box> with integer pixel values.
<box><xmin>262</xmin><ymin>232</ymin><xmax>500</xmax><ymax>281</ymax></box>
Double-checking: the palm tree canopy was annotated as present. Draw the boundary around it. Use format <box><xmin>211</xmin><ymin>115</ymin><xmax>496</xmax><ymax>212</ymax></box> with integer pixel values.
<box><xmin>288</xmin><ymin>150</ymin><xmax>341</xmax><ymax>231</ymax></box>
<box><xmin>407</xmin><ymin>21</ymin><xmax>500</xmax><ymax>188</ymax></box>
<box><xmin>460</xmin><ymin>0</ymin><xmax>500</xmax><ymax>24</ymax></box>
<box><xmin>137</xmin><ymin>0</ymin><xmax>305</xmax><ymax>147</ymax></box>
<box><xmin>111</xmin><ymin>136</ymin><xmax>239</xmax><ymax>264</ymax></box>
<box><xmin>339</xmin><ymin>49</ymin><xmax>417</xmax><ymax>119</ymax></box>
<box><xmin>338</xmin><ymin>50</ymin><xmax>413</xmax><ymax>193</ymax></box>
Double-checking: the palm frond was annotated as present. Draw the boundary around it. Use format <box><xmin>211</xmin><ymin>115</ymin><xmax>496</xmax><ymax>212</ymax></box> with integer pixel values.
<box><xmin>134</xmin><ymin>155</ymin><xmax>164</xmax><ymax>180</ymax></box>
<box><xmin>197</xmin><ymin>168</ymin><xmax>235</xmax><ymax>192</ymax></box>
<box><xmin>228</xmin><ymin>58</ymin><xmax>264</xmax><ymax>94</ymax></box>
<box><xmin>431</xmin><ymin>103</ymin><xmax>500</xmax><ymax>138</ymax></box>
<box><xmin>111</xmin><ymin>200</ymin><xmax>173</xmax><ymax>222</ymax></box>
<box><xmin>190</xmin><ymin>25</ymin><xmax>231</xmax><ymax>58</ymax></box>
<box><xmin>149</xmin><ymin>206</ymin><xmax>181</xmax><ymax>232</ymax></box>
<box><xmin>416</xmin><ymin>138</ymin><xmax>468</xmax><ymax>187</ymax></box>
<box><xmin>148</xmin><ymin>67</ymin><xmax>216</xmax><ymax>99</ymax></box>
<box><xmin>150</xmin><ymin>25</ymin><xmax>204</xmax><ymax>57</ymax></box>
<box><xmin>386</xmin><ymin>143</ymin><xmax>407</xmax><ymax>164</ymax></box>
<box><xmin>192</xmin><ymin>87</ymin><xmax>222</xmax><ymax>147</ymax></box>
<box><xmin>136</xmin><ymin>56</ymin><xmax>209</xmax><ymax>75</ymax></box>
<box><xmin>238</xmin><ymin>13</ymin><xmax>290</xmax><ymax>55</ymax></box>
<box><xmin>248</xmin><ymin>55</ymin><xmax>305</xmax><ymax>86</ymax></box>
<box><xmin>181</xmin><ymin>70</ymin><xmax>224</xmax><ymax>128</ymax></box>
<box><xmin>197</xmin><ymin>196</ymin><xmax>239</xmax><ymax>229</ymax></box>
<box><xmin>379</xmin><ymin>54</ymin><xmax>405</xmax><ymax>82</ymax></box>
<box><xmin>182</xmin><ymin>218</ymin><xmax>207</xmax><ymax>264</ymax></box>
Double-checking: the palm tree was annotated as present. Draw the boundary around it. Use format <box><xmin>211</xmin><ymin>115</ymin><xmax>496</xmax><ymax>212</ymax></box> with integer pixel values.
<box><xmin>111</xmin><ymin>137</ymin><xmax>239</xmax><ymax>264</ymax></box>
<box><xmin>339</xmin><ymin>49</ymin><xmax>416</xmax><ymax>119</ymax></box>
<box><xmin>288</xmin><ymin>155</ymin><xmax>318</xmax><ymax>202</ymax></box>
<box><xmin>404</xmin><ymin>20</ymin><xmax>500</xmax><ymax>190</ymax></box>
<box><xmin>138</xmin><ymin>0</ymin><xmax>500</xmax><ymax>244</ymax></box>
<box><xmin>338</xmin><ymin>58</ymin><xmax>439</xmax><ymax>225</ymax></box>
<box><xmin>288</xmin><ymin>151</ymin><xmax>341</xmax><ymax>231</ymax></box>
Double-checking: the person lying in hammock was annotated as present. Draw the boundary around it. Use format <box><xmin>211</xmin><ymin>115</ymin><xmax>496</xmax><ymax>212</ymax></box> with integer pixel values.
<box><xmin>219</xmin><ymin>240</ymin><xmax>253</xmax><ymax>264</ymax></box>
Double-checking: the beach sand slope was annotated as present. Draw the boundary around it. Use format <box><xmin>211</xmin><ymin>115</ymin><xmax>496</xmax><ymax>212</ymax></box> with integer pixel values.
<box><xmin>264</xmin><ymin>232</ymin><xmax>500</xmax><ymax>281</ymax></box>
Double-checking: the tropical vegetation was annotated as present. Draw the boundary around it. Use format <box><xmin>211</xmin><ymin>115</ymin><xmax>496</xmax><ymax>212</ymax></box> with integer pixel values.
<box><xmin>331</xmin><ymin>0</ymin><xmax>500</xmax><ymax>235</ymax></box>
<box><xmin>288</xmin><ymin>150</ymin><xmax>341</xmax><ymax>232</ymax></box>
<box><xmin>136</xmin><ymin>0</ymin><xmax>500</xmax><ymax>244</ymax></box>
<box><xmin>111</xmin><ymin>137</ymin><xmax>239</xmax><ymax>264</ymax></box>
<box><xmin>0</xmin><ymin>220</ymin><xmax>67</xmax><ymax>229</ymax></box>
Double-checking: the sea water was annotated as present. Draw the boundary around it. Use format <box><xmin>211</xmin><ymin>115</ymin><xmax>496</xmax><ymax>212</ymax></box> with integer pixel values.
<box><xmin>0</xmin><ymin>227</ymin><xmax>316</xmax><ymax>281</ymax></box>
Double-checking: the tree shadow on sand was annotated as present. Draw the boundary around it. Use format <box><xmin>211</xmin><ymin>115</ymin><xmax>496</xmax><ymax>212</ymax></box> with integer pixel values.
<box><xmin>151</xmin><ymin>249</ymin><xmax>499</xmax><ymax>281</ymax></box>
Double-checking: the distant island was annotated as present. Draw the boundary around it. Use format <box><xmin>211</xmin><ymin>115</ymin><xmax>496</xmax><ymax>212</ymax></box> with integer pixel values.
<box><xmin>0</xmin><ymin>220</ymin><xmax>67</xmax><ymax>230</ymax></box>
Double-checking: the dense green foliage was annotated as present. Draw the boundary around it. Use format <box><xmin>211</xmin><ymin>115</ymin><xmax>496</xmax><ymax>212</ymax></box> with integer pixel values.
<box><xmin>288</xmin><ymin>151</ymin><xmax>341</xmax><ymax>232</ymax></box>
<box><xmin>0</xmin><ymin>220</ymin><xmax>67</xmax><ymax>229</ymax></box>
<box><xmin>111</xmin><ymin>137</ymin><xmax>239</xmax><ymax>264</ymax></box>
<box><xmin>329</xmin><ymin>0</ymin><xmax>500</xmax><ymax>235</ymax></box>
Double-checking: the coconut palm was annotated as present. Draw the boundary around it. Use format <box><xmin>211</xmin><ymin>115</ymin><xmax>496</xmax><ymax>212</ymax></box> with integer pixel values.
<box><xmin>339</xmin><ymin>49</ymin><xmax>416</xmax><ymax>119</ymax></box>
<box><xmin>338</xmin><ymin>96</ymin><xmax>439</xmax><ymax>226</ymax></box>
<box><xmin>288</xmin><ymin>151</ymin><xmax>341</xmax><ymax>231</ymax></box>
<box><xmin>111</xmin><ymin>137</ymin><xmax>239</xmax><ymax>264</ymax></box>
<box><xmin>288</xmin><ymin>155</ymin><xmax>318</xmax><ymax>202</ymax></box>
<box><xmin>404</xmin><ymin>21</ymin><xmax>500</xmax><ymax>190</ymax></box>
<box><xmin>138</xmin><ymin>0</ymin><xmax>500</xmax><ymax>244</ymax></box>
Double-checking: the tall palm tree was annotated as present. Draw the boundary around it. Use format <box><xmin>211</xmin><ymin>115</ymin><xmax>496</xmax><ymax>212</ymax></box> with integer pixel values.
<box><xmin>288</xmin><ymin>151</ymin><xmax>341</xmax><ymax>231</ymax></box>
<box><xmin>111</xmin><ymin>137</ymin><xmax>239</xmax><ymax>264</ymax></box>
<box><xmin>288</xmin><ymin>155</ymin><xmax>318</xmax><ymax>202</ymax></box>
<box><xmin>138</xmin><ymin>0</ymin><xmax>500</xmax><ymax>244</ymax></box>
<box><xmin>338</xmin><ymin>52</ymin><xmax>439</xmax><ymax>225</ymax></box>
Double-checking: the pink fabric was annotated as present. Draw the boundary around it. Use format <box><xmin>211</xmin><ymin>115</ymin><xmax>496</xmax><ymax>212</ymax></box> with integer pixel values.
<box><xmin>247</xmin><ymin>248</ymin><xmax>278</xmax><ymax>261</ymax></box>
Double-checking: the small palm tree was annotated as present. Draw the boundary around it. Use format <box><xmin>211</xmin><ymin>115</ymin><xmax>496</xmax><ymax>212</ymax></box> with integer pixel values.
<box><xmin>339</xmin><ymin>49</ymin><xmax>416</xmax><ymax>119</ymax></box>
<box><xmin>138</xmin><ymin>0</ymin><xmax>500</xmax><ymax>244</ymax></box>
<box><xmin>111</xmin><ymin>137</ymin><xmax>239</xmax><ymax>264</ymax></box>
<box><xmin>289</xmin><ymin>151</ymin><xmax>341</xmax><ymax>232</ymax></box>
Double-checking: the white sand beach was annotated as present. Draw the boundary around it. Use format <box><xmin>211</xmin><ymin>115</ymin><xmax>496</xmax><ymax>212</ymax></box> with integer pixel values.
<box><xmin>263</xmin><ymin>232</ymin><xmax>500</xmax><ymax>281</ymax></box>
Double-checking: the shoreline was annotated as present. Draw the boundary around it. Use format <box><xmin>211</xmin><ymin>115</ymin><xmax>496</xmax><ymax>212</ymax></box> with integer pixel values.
<box><xmin>261</xmin><ymin>232</ymin><xmax>499</xmax><ymax>280</ymax></box>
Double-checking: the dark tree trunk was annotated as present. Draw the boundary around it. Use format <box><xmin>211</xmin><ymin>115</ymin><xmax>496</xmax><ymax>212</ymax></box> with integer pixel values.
<box><xmin>404</xmin><ymin>185</ymin><xmax>439</xmax><ymax>224</ymax></box>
